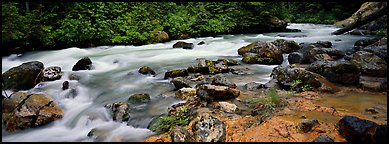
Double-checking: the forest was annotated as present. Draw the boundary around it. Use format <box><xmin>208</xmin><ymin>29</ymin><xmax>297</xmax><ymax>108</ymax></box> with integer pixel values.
<box><xmin>3</xmin><ymin>2</ymin><xmax>379</xmax><ymax>55</ymax></box>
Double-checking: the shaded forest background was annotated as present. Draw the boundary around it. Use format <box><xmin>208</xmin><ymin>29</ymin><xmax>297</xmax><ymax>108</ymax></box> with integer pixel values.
<box><xmin>3</xmin><ymin>2</ymin><xmax>383</xmax><ymax>56</ymax></box>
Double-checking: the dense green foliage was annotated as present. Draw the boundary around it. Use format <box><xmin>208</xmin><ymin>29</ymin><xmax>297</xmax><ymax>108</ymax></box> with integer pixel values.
<box><xmin>1</xmin><ymin>2</ymin><xmax>374</xmax><ymax>56</ymax></box>
<box><xmin>150</xmin><ymin>106</ymin><xmax>192</xmax><ymax>133</ymax></box>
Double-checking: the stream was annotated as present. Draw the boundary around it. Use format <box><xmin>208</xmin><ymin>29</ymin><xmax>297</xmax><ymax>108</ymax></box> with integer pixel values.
<box><xmin>1</xmin><ymin>23</ymin><xmax>379</xmax><ymax>142</ymax></box>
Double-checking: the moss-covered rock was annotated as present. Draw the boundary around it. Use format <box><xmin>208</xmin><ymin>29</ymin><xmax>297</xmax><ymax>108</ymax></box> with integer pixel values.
<box><xmin>72</xmin><ymin>57</ymin><xmax>93</xmax><ymax>71</ymax></box>
<box><xmin>128</xmin><ymin>93</ymin><xmax>151</xmax><ymax>103</ymax></box>
<box><xmin>149</xmin><ymin>30</ymin><xmax>170</xmax><ymax>44</ymax></box>
<box><xmin>171</xmin><ymin>77</ymin><xmax>196</xmax><ymax>90</ymax></box>
<box><xmin>164</xmin><ymin>69</ymin><xmax>189</xmax><ymax>79</ymax></box>
<box><xmin>2</xmin><ymin>61</ymin><xmax>44</xmax><ymax>91</ymax></box>
<box><xmin>104</xmin><ymin>101</ymin><xmax>131</xmax><ymax>122</ymax></box>
<box><xmin>240</xmin><ymin>41</ymin><xmax>283</xmax><ymax>65</ymax></box>
<box><xmin>2</xmin><ymin>92</ymin><xmax>64</xmax><ymax>132</ymax></box>
<box><xmin>138</xmin><ymin>66</ymin><xmax>156</xmax><ymax>75</ymax></box>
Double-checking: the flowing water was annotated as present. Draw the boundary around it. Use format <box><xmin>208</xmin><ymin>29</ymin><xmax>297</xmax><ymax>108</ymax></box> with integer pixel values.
<box><xmin>1</xmin><ymin>24</ymin><xmax>377</xmax><ymax>142</ymax></box>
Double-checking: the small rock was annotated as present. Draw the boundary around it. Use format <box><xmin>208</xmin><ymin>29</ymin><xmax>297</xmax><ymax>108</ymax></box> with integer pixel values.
<box><xmin>171</xmin><ymin>126</ymin><xmax>194</xmax><ymax>142</ymax></box>
<box><xmin>211</xmin><ymin>74</ymin><xmax>236</xmax><ymax>88</ymax></box>
<box><xmin>244</xmin><ymin>82</ymin><xmax>262</xmax><ymax>91</ymax></box>
<box><xmin>164</xmin><ymin>69</ymin><xmax>189</xmax><ymax>79</ymax></box>
<box><xmin>288</xmin><ymin>52</ymin><xmax>304</xmax><ymax>64</ymax></box>
<box><xmin>218</xmin><ymin>101</ymin><xmax>238</xmax><ymax>113</ymax></box>
<box><xmin>68</xmin><ymin>73</ymin><xmax>80</xmax><ymax>80</ymax></box>
<box><xmin>175</xmin><ymin>88</ymin><xmax>197</xmax><ymax>100</ymax></box>
<box><xmin>62</xmin><ymin>81</ymin><xmax>69</xmax><ymax>90</ymax></box>
<box><xmin>196</xmin><ymin>84</ymin><xmax>240</xmax><ymax>102</ymax></box>
<box><xmin>104</xmin><ymin>102</ymin><xmax>131</xmax><ymax>122</ymax></box>
<box><xmin>138</xmin><ymin>66</ymin><xmax>156</xmax><ymax>75</ymax></box>
<box><xmin>316</xmin><ymin>41</ymin><xmax>332</xmax><ymax>48</ymax></box>
<box><xmin>173</xmin><ymin>41</ymin><xmax>194</xmax><ymax>49</ymax></box>
<box><xmin>128</xmin><ymin>93</ymin><xmax>151</xmax><ymax>103</ymax></box>
<box><xmin>42</xmin><ymin>66</ymin><xmax>62</xmax><ymax>81</ymax></box>
<box><xmin>72</xmin><ymin>57</ymin><xmax>93</xmax><ymax>71</ymax></box>
<box><xmin>198</xmin><ymin>41</ymin><xmax>205</xmax><ymax>45</ymax></box>
<box><xmin>193</xmin><ymin>113</ymin><xmax>226</xmax><ymax>142</ymax></box>
<box><xmin>299</xmin><ymin>119</ymin><xmax>319</xmax><ymax>133</ymax></box>
<box><xmin>365</xmin><ymin>107</ymin><xmax>379</xmax><ymax>114</ymax></box>
<box><xmin>171</xmin><ymin>77</ymin><xmax>195</xmax><ymax>90</ymax></box>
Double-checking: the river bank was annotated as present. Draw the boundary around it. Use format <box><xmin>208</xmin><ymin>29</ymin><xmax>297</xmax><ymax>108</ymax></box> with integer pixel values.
<box><xmin>2</xmin><ymin>23</ymin><xmax>387</xmax><ymax>142</ymax></box>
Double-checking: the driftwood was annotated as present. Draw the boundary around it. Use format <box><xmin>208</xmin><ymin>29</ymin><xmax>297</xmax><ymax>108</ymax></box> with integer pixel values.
<box><xmin>332</xmin><ymin>2</ymin><xmax>387</xmax><ymax>35</ymax></box>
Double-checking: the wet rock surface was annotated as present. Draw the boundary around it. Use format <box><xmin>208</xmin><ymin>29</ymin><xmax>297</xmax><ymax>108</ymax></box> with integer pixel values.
<box><xmin>175</xmin><ymin>88</ymin><xmax>197</xmax><ymax>100</ymax></box>
<box><xmin>128</xmin><ymin>93</ymin><xmax>151</xmax><ymax>103</ymax></box>
<box><xmin>306</xmin><ymin>60</ymin><xmax>360</xmax><ymax>85</ymax></box>
<box><xmin>72</xmin><ymin>57</ymin><xmax>93</xmax><ymax>71</ymax></box>
<box><xmin>104</xmin><ymin>101</ymin><xmax>131</xmax><ymax>122</ymax></box>
<box><xmin>171</xmin><ymin>126</ymin><xmax>194</xmax><ymax>142</ymax></box>
<box><xmin>2</xmin><ymin>61</ymin><xmax>44</xmax><ymax>91</ymax></box>
<box><xmin>173</xmin><ymin>41</ymin><xmax>194</xmax><ymax>49</ymax></box>
<box><xmin>42</xmin><ymin>66</ymin><xmax>62</xmax><ymax>81</ymax></box>
<box><xmin>349</xmin><ymin>51</ymin><xmax>387</xmax><ymax>77</ymax></box>
<box><xmin>337</xmin><ymin>116</ymin><xmax>380</xmax><ymax>142</ymax></box>
<box><xmin>312</xmin><ymin>135</ymin><xmax>334</xmax><ymax>142</ymax></box>
<box><xmin>192</xmin><ymin>113</ymin><xmax>226</xmax><ymax>142</ymax></box>
<box><xmin>196</xmin><ymin>84</ymin><xmax>240</xmax><ymax>102</ymax></box>
<box><xmin>2</xmin><ymin>92</ymin><xmax>64</xmax><ymax>132</ymax></box>
<box><xmin>138</xmin><ymin>66</ymin><xmax>156</xmax><ymax>75</ymax></box>
<box><xmin>171</xmin><ymin>77</ymin><xmax>195</xmax><ymax>90</ymax></box>
<box><xmin>164</xmin><ymin>69</ymin><xmax>189</xmax><ymax>79</ymax></box>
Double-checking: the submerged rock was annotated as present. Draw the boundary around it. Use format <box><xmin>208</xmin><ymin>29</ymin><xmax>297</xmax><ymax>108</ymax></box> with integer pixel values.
<box><xmin>173</xmin><ymin>41</ymin><xmax>194</xmax><ymax>49</ymax></box>
<box><xmin>128</xmin><ymin>93</ymin><xmax>151</xmax><ymax>103</ymax></box>
<box><xmin>42</xmin><ymin>66</ymin><xmax>62</xmax><ymax>81</ymax></box>
<box><xmin>104</xmin><ymin>101</ymin><xmax>131</xmax><ymax>122</ymax></box>
<box><xmin>2</xmin><ymin>61</ymin><xmax>44</xmax><ymax>91</ymax></box>
<box><xmin>198</xmin><ymin>41</ymin><xmax>205</xmax><ymax>45</ymax></box>
<box><xmin>240</xmin><ymin>41</ymin><xmax>284</xmax><ymax>65</ymax></box>
<box><xmin>72</xmin><ymin>57</ymin><xmax>93</xmax><ymax>71</ymax></box>
<box><xmin>2</xmin><ymin>92</ymin><xmax>64</xmax><ymax>132</ymax></box>
<box><xmin>138</xmin><ymin>66</ymin><xmax>156</xmax><ymax>75</ymax></box>
<box><xmin>359</xmin><ymin>76</ymin><xmax>387</xmax><ymax>92</ymax></box>
<box><xmin>62</xmin><ymin>81</ymin><xmax>69</xmax><ymax>90</ymax></box>
<box><xmin>192</xmin><ymin>113</ymin><xmax>226</xmax><ymax>142</ymax></box>
<box><xmin>196</xmin><ymin>84</ymin><xmax>240</xmax><ymax>102</ymax></box>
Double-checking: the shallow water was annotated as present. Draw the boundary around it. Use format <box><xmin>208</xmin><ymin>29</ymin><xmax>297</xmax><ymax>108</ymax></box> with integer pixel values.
<box><xmin>1</xmin><ymin>23</ymin><xmax>376</xmax><ymax>142</ymax></box>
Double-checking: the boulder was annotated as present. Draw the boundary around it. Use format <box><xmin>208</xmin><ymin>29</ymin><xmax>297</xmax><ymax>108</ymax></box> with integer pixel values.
<box><xmin>164</xmin><ymin>69</ymin><xmax>189</xmax><ymax>79</ymax></box>
<box><xmin>196</xmin><ymin>84</ymin><xmax>240</xmax><ymax>102</ymax></box>
<box><xmin>271</xmin><ymin>39</ymin><xmax>301</xmax><ymax>54</ymax></box>
<box><xmin>240</xmin><ymin>42</ymin><xmax>284</xmax><ymax>65</ymax></box>
<box><xmin>72</xmin><ymin>57</ymin><xmax>93</xmax><ymax>71</ymax></box>
<box><xmin>2</xmin><ymin>61</ymin><xmax>44</xmax><ymax>91</ymax></box>
<box><xmin>337</xmin><ymin>116</ymin><xmax>379</xmax><ymax>142</ymax></box>
<box><xmin>306</xmin><ymin>60</ymin><xmax>360</xmax><ymax>85</ymax></box>
<box><xmin>192</xmin><ymin>59</ymin><xmax>231</xmax><ymax>75</ymax></box>
<box><xmin>171</xmin><ymin>126</ymin><xmax>194</xmax><ymax>142</ymax></box>
<box><xmin>308</xmin><ymin>48</ymin><xmax>345</xmax><ymax>61</ymax></box>
<box><xmin>192</xmin><ymin>113</ymin><xmax>226</xmax><ymax>142</ymax></box>
<box><xmin>370</xmin><ymin>125</ymin><xmax>388</xmax><ymax>143</ymax></box>
<box><xmin>359</xmin><ymin>76</ymin><xmax>387</xmax><ymax>92</ymax></box>
<box><xmin>2</xmin><ymin>92</ymin><xmax>64</xmax><ymax>132</ymax></box>
<box><xmin>361</xmin><ymin>38</ymin><xmax>387</xmax><ymax>61</ymax></box>
<box><xmin>353</xmin><ymin>38</ymin><xmax>381</xmax><ymax>52</ymax></box>
<box><xmin>312</xmin><ymin>135</ymin><xmax>334</xmax><ymax>142</ymax></box>
<box><xmin>104</xmin><ymin>101</ymin><xmax>131</xmax><ymax>122</ymax></box>
<box><xmin>173</xmin><ymin>41</ymin><xmax>194</xmax><ymax>49</ymax></box>
<box><xmin>171</xmin><ymin>77</ymin><xmax>195</xmax><ymax>90</ymax></box>
<box><xmin>138</xmin><ymin>66</ymin><xmax>156</xmax><ymax>75</ymax></box>
<box><xmin>299</xmin><ymin>119</ymin><xmax>319</xmax><ymax>133</ymax></box>
<box><xmin>175</xmin><ymin>88</ymin><xmax>197</xmax><ymax>100</ymax></box>
<box><xmin>211</xmin><ymin>74</ymin><xmax>236</xmax><ymax>88</ymax></box>
<box><xmin>128</xmin><ymin>93</ymin><xmax>151</xmax><ymax>103</ymax></box>
<box><xmin>271</xmin><ymin>65</ymin><xmax>322</xmax><ymax>91</ymax></box>
<box><xmin>242</xmin><ymin>53</ymin><xmax>283</xmax><ymax>65</ymax></box>
<box><xmin>315</xmin><ymin>41</ymin><xmax>332</xmax><ymax>48</ymax></box>
<box><xmin>288</xmin><ymin>52</ymin><xmax>304</xmax><ymax>64</ymax></box>
<box><xmin>149</xmin><ymin>31</ymin><xmax>170</xmax><ymax>43</ymax></box>
<box><xmin>42</xmin><ymin>66</ymin><xmax>62</xmax><ymax>81</ymax></box>
<box><xmin>349</xmin><ymin>51</ymin><xmax>387</xmax><ymax>77</ymax></box>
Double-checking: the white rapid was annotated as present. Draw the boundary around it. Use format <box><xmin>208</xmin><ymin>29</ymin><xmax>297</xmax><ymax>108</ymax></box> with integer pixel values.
<box><xmin>2</xmin><ymin>24</ymin><xmax>371</xmax><ymax>142</ymax></box>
